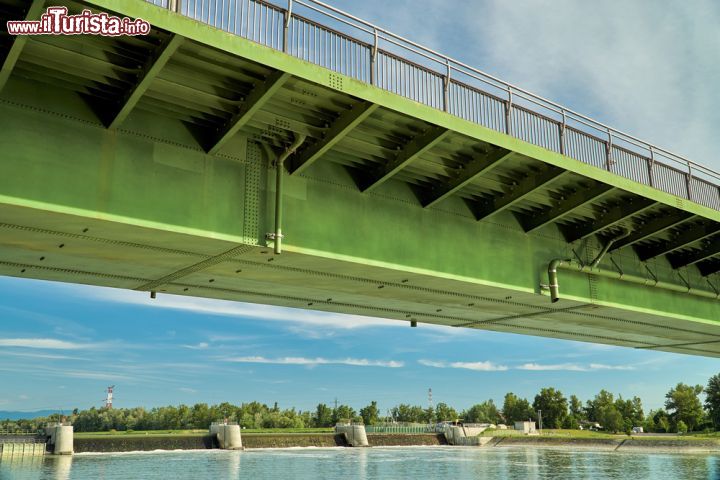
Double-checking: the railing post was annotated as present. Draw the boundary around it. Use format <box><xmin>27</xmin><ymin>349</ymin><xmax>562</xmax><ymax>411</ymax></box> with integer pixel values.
<box><xmin>686</xmin><ymin>162</ymin><xmax>693</xmax><ymax>201</ymax></box>
<box><xmin>283</xmin><ymin>0</ymin><xmax>293</xmax><ymax>53</ymax></box>
<box><xmin>605</xmin><ymin>129</ymin><xmax>613</xmax><ymax>171</ymax></box>
<box><xmin>168</xmin><ymin>0</ymin><xmax>180</xmax><ymax>13</ymax></box>
<box><xmin>442</xmin><ymin>59</ymin><xmax>451</xmax><ymax>112</ymax></box>
<box><xmin>559</xmin><ymin>109</ymin><xmax>566</xmax><ymax>155</ymax></box>
<box><xmin>370</xmin><ymin>28</ymin><xmax>378</xmax><ymax>86</ymax></box>
<box><xmin>648</xmin><ymin>146</ymin><xmax>655</xmax><ymax>187</ymax></box>
<box><xmin>505</xmin><ymin>87</ymin><xmax>512</xmax><ymax>136</ymax></box>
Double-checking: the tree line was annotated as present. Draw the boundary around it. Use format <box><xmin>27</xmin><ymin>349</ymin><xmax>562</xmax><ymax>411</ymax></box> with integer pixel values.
<box><xmin>5</xmin><ymin>374</ymin><xmax>720</xmax><ymax>434</ymax></box>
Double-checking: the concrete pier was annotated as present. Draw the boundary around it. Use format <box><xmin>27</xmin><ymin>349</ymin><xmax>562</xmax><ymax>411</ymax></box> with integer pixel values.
<box><xmin>46</xmin><ymin>424</ymin><xmax>73</xmax><ymax>455</ymax></box>
<box><xmin>335</xmin><ymin>424</ymin><xmax>369</xmax><ymax>447</ymax></box>
<box><xmin>210</xmin><ymin>422</ymin><xmax>243</xmax><ymax>450</ymax></box>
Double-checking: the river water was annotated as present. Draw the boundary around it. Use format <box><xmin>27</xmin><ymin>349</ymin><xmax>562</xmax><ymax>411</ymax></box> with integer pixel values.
<box><xmin>1</xmin><ymin>447</ymin><xmax>719</xmax><ymax>479</ymax></box>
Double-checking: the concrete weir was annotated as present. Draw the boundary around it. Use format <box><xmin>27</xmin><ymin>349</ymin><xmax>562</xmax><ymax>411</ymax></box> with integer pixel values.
<box><xmin>0</xmin><ymin>442</ymin><xmax>45</xmax><ymax>457</ymax></box>
<box><xmin>46</xmin><ymin>424</ymin><xmax>73</xmax><ymax>455</ymax></box>
<box><xmin>335</xmin><ymin>424</ymin><xmax>369</xmax><ymax>447</ymax></box>
<box><xmin>210</xmin><ymin>422</ymin><xmax>243</xmax><ymax>450</ymax></box>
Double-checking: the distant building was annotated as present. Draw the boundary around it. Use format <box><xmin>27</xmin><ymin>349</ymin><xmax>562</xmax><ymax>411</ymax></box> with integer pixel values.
<box><xmin>632</xmin><ymin>427</ymin><xmax>644</xmax><ymax>434</ymax></box>
<box><xmin>514</xmin><ymin>421</ymin><xmax>536</xmax><ymax>434</ymax></box>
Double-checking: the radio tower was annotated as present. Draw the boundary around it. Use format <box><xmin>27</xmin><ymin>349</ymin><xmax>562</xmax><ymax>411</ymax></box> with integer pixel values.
<box><xmin>105</xmin><ymin>385</ymin><xmax>115</xmax><ymax>409</ymax></box>
<box><xmin>428</xmin><ymin>388</ymin><xmax>434</xmax><ymax>424</ymax></box>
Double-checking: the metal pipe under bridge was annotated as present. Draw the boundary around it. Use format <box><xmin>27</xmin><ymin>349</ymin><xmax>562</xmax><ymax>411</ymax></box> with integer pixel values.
<box><xmin>0</xmin><ymin>0</ymin><xmax>719</xmax><ymax>356</ymax></box>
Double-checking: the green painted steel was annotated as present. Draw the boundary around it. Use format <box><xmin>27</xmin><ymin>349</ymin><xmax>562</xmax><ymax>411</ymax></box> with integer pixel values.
<box><xmin>0</xmin><ymin>0</ymin><xmax>719</xmax><ymax>358</ymax></box>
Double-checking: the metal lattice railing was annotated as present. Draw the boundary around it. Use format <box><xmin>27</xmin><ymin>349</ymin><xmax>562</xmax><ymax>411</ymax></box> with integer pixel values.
<box><xmin>142</xmin><ymin>0</ymin><xmax>720</xmax><ymax>211</ymax></box>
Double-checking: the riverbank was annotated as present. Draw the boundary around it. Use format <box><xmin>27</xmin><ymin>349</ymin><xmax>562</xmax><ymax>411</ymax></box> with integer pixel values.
<box><xmin>493</xmin><ymin>435</ymin><xmax>720</xmax><ymax>453</ymax></box>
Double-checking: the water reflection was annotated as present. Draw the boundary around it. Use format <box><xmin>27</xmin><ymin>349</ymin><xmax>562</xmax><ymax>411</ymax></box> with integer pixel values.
<box><xmin>225</xmin><ymin>451</ymin><xmax>240</xmax><ymax>478</ymax></box>
<box><xmin>1</xmin><ymin>447</ymin><xmax>720</xmax><ymax>480</ymax></box>
<box><xmin>46</xmin><ymin>455</ymin><xmax>73</xmax><ymax>480</ymax></box>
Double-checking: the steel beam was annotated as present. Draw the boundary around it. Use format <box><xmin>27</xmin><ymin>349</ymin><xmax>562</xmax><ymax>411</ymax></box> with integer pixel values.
<box><xmin>698</xmin><ymin>260</ymin><xmax>720</xmax><ymax>277</ymax></box>
<box><xmin>207</xmin><ymin>70</ymin><xmax>291</xmax><ymax>154</ymax></box>
<box><xmin>563</xmin><ymin>197</ymin><xmax>656</xmax><ymax>243</ymax></box>
<box><xmin>288</xmin><ymin>102</ymin><xmax>378</xmax><ymax>175</ymax></box>
<box><xmin>135</xmin><ymin>244</ymin><xmax>254</xmax><ymax>292</ymax></box>
<box><xmin>108</xmin><ymin>34</ymin><xmax>185</xmax><ymax>129</ymax></box>
<box><xmin>418</xmin><ymin>149</ymin><xmax>513</xmax><ymax>208</ymax></box>
<box><xmin>467</xmin><ymin>167</ymin><xmax>568</xmax><ymax>221</ymax></box>
<box><xmin>636</xmin><ymin>222</ymin><xmax>720</xmax><ymax>261</ymax></box>
<box><xmin>358</xmin><ymin>126</ymin><xmax>450</xmax><ymax>193</ymax></box>
<box><xmin>0</xmin><ymin>0</ymin><xmax>46</xmax><ymax>93</ymax></box>
<box><xmin>668</xmin><ymin>236</ymin><xmax>720</xmax><ymax>269</ymax></box>
<box><xmin>517</xmin><ymin>182</ymin><xmax>614</xmax><ymax>233</ymax></box>
<box><xmin>609</xmin><ymin>210</ymin><xmax>695</xmax><ymax>252</ymax></box>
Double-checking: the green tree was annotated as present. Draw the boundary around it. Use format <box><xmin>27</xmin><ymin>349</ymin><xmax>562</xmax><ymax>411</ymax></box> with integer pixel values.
<box><xmin>435</xmin><ymin>403</ymin><xmax>458</xmax><ymax>422</ymax></box>
<box><xmin>615</xmin><ymin>396</ymin><xmax>644</xmax><ymax>428</ymax></box>
<box><xmin>704</xmin><ymin>373</ymin><xmax>720</xmax><ymax>428</ymax></box>
<box><xmin>585</xmin><ymin>390</ymin><xmax>614</xmax><ymax>422</ymax></box>
<box><xmin>569</xmin><ymin>395</ymin><xmax>584</xmax><ymax>422</ymax></box>
<box><xmin>533</xmin><ymin>388</ymin><xmax>568</xmax><ymax>429</ymax></box>
<box><xmin>392</xmin><ymin>404</ymin><xmax>426</xmax><ymax>423</ymax></box>
<box><xmin>651</xmin><ymin>409</ymin><xmax>670</xmax><ymax>433</ymax></box>
<box><xmin>502</xmin><ymin>393</ymin><xmax>534</xmax><ymax>423</ymax></box>
<box><xmin>676</xmin><ymin>420</ymin><xmax>688</xmax><ymax>434</ymax></box>
<box><xmin>462</xmin><ymin>400</ymin><xmax>501</xmax><ymax>424</ymax></box>
<box><xmin>314</xmin><ymin>404</ymin><xmax>333</xmax><ymax>427</ymax></box>
<box><xmin>596</xmin><ymin>404</ymin><xmax>623</xmax><ymax>433</ymax></box>
<box><xmin>642</xmin><ymin>414</ymin><xmax>656</xmax><ymax>433</ymax></box>
<box><xmin>359</xmin><ymin>401</ymin><xmax>379</xmax><ymax>426</ymax></box>
<box><xmin>665</xmin><ymin>383</ymin><xmax>704</xmax><ymax>432</ymax></box>
<box><xmin>332</xmin><ymin>405</ymin><xmax>357</xmax><ymax>424</ymax></box>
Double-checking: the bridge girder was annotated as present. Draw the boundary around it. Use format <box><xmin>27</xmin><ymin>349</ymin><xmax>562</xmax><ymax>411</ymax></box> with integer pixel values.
<box><xmin>562</xmin><ymin>197</ymin><xmax>657</xmax><ymax>243</ymax></box>
<box><xmin>516</xmin><ymin>182</ymin><xmax>614</xmax><ymax>233</ymax></box>
<box><xmin>108</xmin><ymin>34</ymin><xmax>185</xmax><ymax>129</ymax></box>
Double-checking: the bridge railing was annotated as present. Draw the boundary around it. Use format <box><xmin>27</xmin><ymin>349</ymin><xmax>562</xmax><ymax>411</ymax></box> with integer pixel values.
<box><xmin>142</xmin><ymin>0</ymin><xmax>720</xmax><ymax>211</ymax></box>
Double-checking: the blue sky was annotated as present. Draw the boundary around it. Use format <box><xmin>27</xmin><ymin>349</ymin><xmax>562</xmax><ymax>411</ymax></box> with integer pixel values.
<box><xmin>0</xmin><ymin>276</ymin><xmax>717</xmax><ymax>414</ymax></box>
<box><xmin>2</xmin><ymin>0</ymin><xmax>720</xmax><ymax>414</ymax></box>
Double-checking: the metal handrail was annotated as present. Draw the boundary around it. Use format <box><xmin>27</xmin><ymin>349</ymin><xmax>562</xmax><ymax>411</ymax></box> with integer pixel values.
<box><xmin>293</xmin><ymin>0</ymin><xmax>719</xmax><ymax>171</ymax></box>
<box><xmin>147</xmin><ymin>0</ymin><xmax>720</xmax><ymax>209</ymax></box>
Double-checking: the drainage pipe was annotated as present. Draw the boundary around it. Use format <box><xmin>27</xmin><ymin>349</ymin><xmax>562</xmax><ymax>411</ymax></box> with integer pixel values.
<box><xmin>273</xmin><ymin>134</ymin><xmax>306</xmax><ymax>254</ymax></box>
<box><xmin>589</xmin><ymin>228</ymin><xmax>630</xmax><ymax>268</ymax></box>
<box><xmin>547</xmin><ymin>259</ymin><xmax>720</xmax><ymax>303</ymax></box>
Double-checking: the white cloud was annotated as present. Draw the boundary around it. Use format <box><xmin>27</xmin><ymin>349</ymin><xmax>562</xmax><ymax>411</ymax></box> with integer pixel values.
<box><xmin>226</xmin><ymin>356</ymin><xmax>404</xmax><ymax>368</ymax></box>
<box><xmin>0</xmin><ymin>351</ymin><xmax>85</xmax><ymax>361</ymax></box>
<box><xmin>420</xmin><ymin>360</ymin><xmax>634</xmax><ymax>372</ymax></box>
<box><xmin>464</xmin><ymin>0</ymin><xmax>720</xmax><ymax>170</ymax></box>
<box><xmin>182</xmin><ymin>342</ymin><xmax>209</xmax><ymax>350</ymax></box>
<box><xmin>418</xmin><ymin>359</ymin><xmax>509</xmax><ymax>372</ymax></box>
<box><xmin>588</xmin><ymin>363</ymin><xmax>635</xmax><ymax>371</ymax></box>
<box><xmin>518</xmin><ymin>363</ymin><xmax>635</xmax><ymax>372</ymax></box>
<box><xmin>518</xmin><ymin>363</ymin><xmax>587</xmax><ymax>372</ymax></box>
<box><xmin>0</xmin><ymin>338</ymin><xmax>89</xmax><ymax>350</ymax></box>
<box><xmin>75</xmin><ymin>287</ymin><xmax>405</xmax><ymax>330</ymax></box>
<box><xmin>179</xmin><ymin>387</ymin><xmax>198</xmax><ymax>394</ymax></box>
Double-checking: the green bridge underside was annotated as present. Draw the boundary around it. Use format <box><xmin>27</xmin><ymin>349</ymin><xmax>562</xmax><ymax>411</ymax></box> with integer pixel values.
<box><xmin>1</xmin><ymin>0</ymin><xmax>720</xmax><ymax>356</ymax></box>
